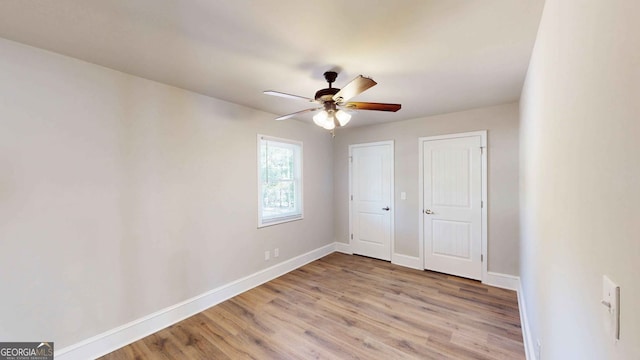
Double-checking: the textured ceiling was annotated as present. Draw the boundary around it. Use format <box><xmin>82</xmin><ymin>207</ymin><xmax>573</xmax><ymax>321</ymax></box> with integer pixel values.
<box><xmin>0</xmin><ymin>0</ymin><xmax>544</xmax><ymax>127</ymax></box>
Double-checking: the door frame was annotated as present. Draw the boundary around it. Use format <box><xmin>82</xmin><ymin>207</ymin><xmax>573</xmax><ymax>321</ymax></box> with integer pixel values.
<box><xmin>348</xmin><ymin>140</ymin><xmax>395</xmax><ymax>260</ymax></box>
<box><xmin>418</xmin><ymin>131</ymin><xmax>488</xmax><ymax>281</ymax></box>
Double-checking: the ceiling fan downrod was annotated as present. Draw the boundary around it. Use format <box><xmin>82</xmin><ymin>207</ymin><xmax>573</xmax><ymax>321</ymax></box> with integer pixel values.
<box><xmin>314</xmin><ymin>71</ymin><xmax>341</xmax><ymax>102</ymax></box>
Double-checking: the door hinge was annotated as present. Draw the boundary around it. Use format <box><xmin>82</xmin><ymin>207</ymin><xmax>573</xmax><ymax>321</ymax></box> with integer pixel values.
<box><xmin>481</xmin><ymin>254</ymin><xmax>484</xmax><ymax>262</ymax></box>
<box><xmin>349</xmin><ymin>156</ymin><xmax>353</xmax><ymax>163</ymax></box>
<box><xmin>350</xmin><ymin>234</ymin><xmax>353</xmax><ymax>240</ymax></box>
<box><xmin>481</xmin><ymin>200</ymin><xmax>484</xmax><ymax>208</ymax></box>
<box><xmin>350</xmin><ymin>195</ymin><xmax>353</xmax><ymax>201</ymax></box>
<box><xmin>480</xmin><ymin>146</ymin><xmax>485</xmax><ymax>154</ymax></box>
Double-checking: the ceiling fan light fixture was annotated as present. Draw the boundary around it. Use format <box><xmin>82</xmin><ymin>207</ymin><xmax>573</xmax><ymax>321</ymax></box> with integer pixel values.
<box><xmin>335</xmin><ymin>110</ymin><xmax>351</xmax><ymax>126</ymax></box>
<box><xmin>313</xmin><ymin>110</ymin><xmax>328</xmax><ymax>126</ymax></box>
<box><xmin>322</xmin><ymin>118</ymin><xmax>336</xmax><ymax>130</ymax></box>
<box><xmin>314</xmin><ymin>109</ymin><xmax>337</xmax><ymax>130</ymax></box>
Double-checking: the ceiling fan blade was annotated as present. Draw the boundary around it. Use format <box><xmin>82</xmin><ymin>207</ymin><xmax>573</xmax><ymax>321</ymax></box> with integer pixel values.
<box><xmin>332</xmin><ymin>76</ymin><xmax>377</xmax><ymax>103</ymax></box>
<box><xmin>343</xmin><ymin>102</ymin><xmax>402</xmax><ymax>112</ymax></box>
<box><xmin>275</xmin><ymin>107</ymin><xmax>322</xmax><ymax>121</ymax></box>
<box><xmin>264</xmin><ymin>90</ymin><xmax>316</xmax><ymax>102</ymax></box>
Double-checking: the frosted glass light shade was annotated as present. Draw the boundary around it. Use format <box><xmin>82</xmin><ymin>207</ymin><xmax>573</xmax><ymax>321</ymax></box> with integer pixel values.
<box><xmin>322</xmin><ymin>118</ymin><xmax>336</xmax><ymax>130</ymax></box>
<box><xmin>313</xmin><ymin>111</ymin><xmax>328</xmax><ymax>127</ymax></box>
<box><xmin>335</xmin><ymin>110</ymin><xmax>351</xmax><ymax>126</ymax></box>
<box><xmin>314</xmin><ymin>110</ymin><xmax>335</xmax><ymax>129</ymax></box>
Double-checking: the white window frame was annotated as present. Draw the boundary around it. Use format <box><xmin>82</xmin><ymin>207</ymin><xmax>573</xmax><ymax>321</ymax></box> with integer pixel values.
<box><xmin>257</xmin><ymin>134</ymin><xmax>304</xmax><ymax>228</ymax></box>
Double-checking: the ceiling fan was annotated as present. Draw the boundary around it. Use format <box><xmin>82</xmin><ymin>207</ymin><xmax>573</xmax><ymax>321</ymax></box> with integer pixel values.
<box><xmin>264</xmin><ymin>71</ymin><xmax>401</xmax><ymax>131</ymax></box>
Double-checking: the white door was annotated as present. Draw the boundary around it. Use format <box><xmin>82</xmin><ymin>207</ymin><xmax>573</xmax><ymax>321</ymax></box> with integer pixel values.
<box><xmin>422</xmin><ymin>134</ymin><xmax>483</xmax><ymax>280</ymax></box>
<box><xmin>350</xmin><ymin>142</ymin><xmax>393</xmax><ymax>261</ymax></box>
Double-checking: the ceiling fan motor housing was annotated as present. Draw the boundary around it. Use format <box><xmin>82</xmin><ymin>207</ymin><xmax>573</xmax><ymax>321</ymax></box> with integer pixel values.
<box><xmin>315</xmin><ymin>87</ymin><xmax>340</xmax><ymax>102</ymax></box>
<box><xmin>315</xmin><ymin>71</ymin><xmax>341</xmax><ymax>102</ymax></box>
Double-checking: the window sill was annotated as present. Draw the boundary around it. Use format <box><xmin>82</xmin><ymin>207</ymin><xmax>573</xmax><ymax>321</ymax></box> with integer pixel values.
<box><xmin>258</xmin><ymin>215</ymin><xmax>303</xmax><ymax>228</ymax></box>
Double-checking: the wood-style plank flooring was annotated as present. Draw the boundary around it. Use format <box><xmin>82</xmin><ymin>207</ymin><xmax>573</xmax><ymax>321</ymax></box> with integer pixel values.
<box><xmin>101</xmin><ymin>253</ymin><xmax>524</xmax><ymax>359</ymax></box>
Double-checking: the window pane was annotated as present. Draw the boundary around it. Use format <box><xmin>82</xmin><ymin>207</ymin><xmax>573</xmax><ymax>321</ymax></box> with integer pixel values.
<box><xmin>265</xmin><ymin>144</ymin><xmax>293</xmax><ymax>182</ymax></box>
<box><xmin>263</xmin><ymin>180</ymin><xmax>296</xmax><ymax>218</ymax></box>
<box><xmin>258</xmin><ymin>135</ymin><xmax>303</xmax><ymax>227</ymax></box>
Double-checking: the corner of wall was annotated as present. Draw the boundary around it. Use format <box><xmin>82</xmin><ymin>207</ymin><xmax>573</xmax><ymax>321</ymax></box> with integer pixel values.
<box><xmin>517</xmin><ymin>279</ymin><xmax>536</xmax><ymax>360</ymax></box>
<box><xmin>334</xmin><ymin>241</ymin><xmax>352</xmax><ymax>254</ymax></box>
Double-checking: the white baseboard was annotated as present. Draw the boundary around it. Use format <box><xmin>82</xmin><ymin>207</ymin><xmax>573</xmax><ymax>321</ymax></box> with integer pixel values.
<box><xmin>485</xmin><ymin>274</ymin><xmax>534</xmax><ymax>359</ymax></box>
<box><xmin>55</xmin><ymin>242</ymin><xmax>336</xmax><ymax>360</ymax></box>
<box><xmin>334</xmin><ymin>241</ymin><xmax>352</xmax><ymax>254</ymax></box>
<box><xmin>483</xmin><ymin>271</ymin><xmax>520</xmax><ymax>291</ymax></box>
<box><xmin>392</xmin><ymin>253</ymin><xmax>422</xmax><ymax>270</ymax></box>
<box><xmin>55</xmin><ymin>244</ymin><xmax>529</xmax><ymax>360</ymax></box>
<box><xmin>517</xmin><ymin>280</ymin><xmax>536</xmax><ymax>360</ymax></box>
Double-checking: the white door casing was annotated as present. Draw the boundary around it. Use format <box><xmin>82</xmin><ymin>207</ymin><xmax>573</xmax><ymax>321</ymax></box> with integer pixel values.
<box><xmin>420</xmin><ymin>132</ymin><xmax>486</xmax><ymax>280</ymax></box>
<box><xmin>349</xmin><ymin>141</ymin><xmax>394</xmax><ymax>261</ymax></box>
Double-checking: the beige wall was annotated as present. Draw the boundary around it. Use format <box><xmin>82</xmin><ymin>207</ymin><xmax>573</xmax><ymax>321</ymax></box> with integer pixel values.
<box><xmin>333</xmin><ymin>103</ymin><xmax>520</xmax><ymax>275</ymax></box>
<box><xmin>519</xmin><ymin>0</ymin><xmax>640</xmax><ymax>358</ymax></box>
<box><xmin>0</xmin><ymin>38</ymin><xmax>334</xmax><ymax>348</ymax></box>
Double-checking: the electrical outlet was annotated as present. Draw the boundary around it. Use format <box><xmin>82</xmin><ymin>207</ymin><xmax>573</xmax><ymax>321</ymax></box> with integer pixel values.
<box><xmin>274</xmin><ymin>248</ymin><xmax>279</xmax><ymax>257</ymax></box>
<box><xmin>264</xmin><ymin>250</ymin><xmax>270</xmax><ymax>261</ymax></box>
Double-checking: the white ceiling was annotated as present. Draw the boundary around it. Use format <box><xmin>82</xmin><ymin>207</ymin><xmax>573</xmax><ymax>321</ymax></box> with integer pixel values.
<box><xmin>0</xmin><ymin>0</ymin><xmax>544</xmax><ymax>127</ymax></box>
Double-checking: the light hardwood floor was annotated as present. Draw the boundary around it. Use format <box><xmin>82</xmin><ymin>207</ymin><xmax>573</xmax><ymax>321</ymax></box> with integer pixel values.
<box><xmin>101</xmin><ymin>253</ymin><xmax>524</xmax><ymax>359</ymax></box>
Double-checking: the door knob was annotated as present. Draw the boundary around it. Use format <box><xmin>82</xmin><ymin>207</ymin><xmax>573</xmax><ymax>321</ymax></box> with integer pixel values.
<box><xmin>425</xmin><ymin>209</ymin><xmax>434</xmax><ymax>214</ymax></box>
<box><xmin>382</xmin><ymin>207</ymin><xmax>390</xmax><ymax>211</ymax></box>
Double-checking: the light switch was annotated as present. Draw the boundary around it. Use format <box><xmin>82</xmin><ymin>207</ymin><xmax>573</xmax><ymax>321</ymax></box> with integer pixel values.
<box><xmin>400</xmin><ymin>192</ymin><xmax>407</xmax><ymax>200</ymax></box>
<box><xmin>602</xmin><ymin>275</ymin><xmax>620</xmax><ymax>340</ymax></box>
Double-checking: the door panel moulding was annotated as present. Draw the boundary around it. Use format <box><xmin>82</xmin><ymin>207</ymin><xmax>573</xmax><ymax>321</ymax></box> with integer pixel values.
<box><xmin>418</xmin><ymin>131</ymin><xmax>488</xmax><ymax>282</ymax></box>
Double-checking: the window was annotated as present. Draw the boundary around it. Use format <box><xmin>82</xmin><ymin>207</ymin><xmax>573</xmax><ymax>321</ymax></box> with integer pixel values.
<box><xmin>257</xmin><ymin>135</ymin><xmax>303</xmax><ymax>227</ymax></box>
